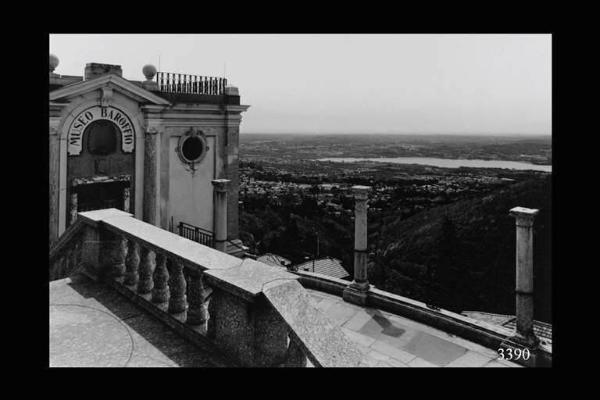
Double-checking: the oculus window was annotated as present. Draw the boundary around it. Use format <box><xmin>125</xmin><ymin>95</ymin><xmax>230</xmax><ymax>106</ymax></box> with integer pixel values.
<box><xmin>177</xmin><ymin>128</ymin><xmax>208</xmax><ymax>172</ymax></box>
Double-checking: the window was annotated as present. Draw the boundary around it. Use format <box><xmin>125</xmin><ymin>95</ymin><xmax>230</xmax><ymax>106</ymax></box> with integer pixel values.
<box><xmin>86</xmin><ymin>120</ymin><xmax>118</xmax><ymax>155</ymax></box>
<box><xmin>176</xmin><ymin>129</ymin><xmax>208</xmax><ymax>172</ymax></box>
<box><xmin>180</xmin><ymin>135</ymin><xmax>205</xmax><ymax>162</ymax></box>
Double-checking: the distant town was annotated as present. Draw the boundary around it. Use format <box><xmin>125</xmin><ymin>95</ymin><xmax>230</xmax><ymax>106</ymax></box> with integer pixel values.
<box><xmin>238</xmin><ymin>133</ymin><xmax>551</xmax><ymax>320</ymax></box>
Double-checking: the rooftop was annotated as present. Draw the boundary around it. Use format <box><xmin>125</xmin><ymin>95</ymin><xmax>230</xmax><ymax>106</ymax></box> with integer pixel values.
<box><xmin>49</xmin><ymin>59</ymin><xmax>239</xmax><ymax>105</ymax></box>
<box><xmin>50</xmin><ymin>274</ymin><xmax>519</xmax><ymax>367</ymax></box>
<box><xmin>49</xmin><ymin>209</ymin><xmax>551</xmax><ymax>367</ymax></box>
<box><xmin>295</xmin><ymin>257</ymin><xmax>350</xmax><ymax>280</ymax></box>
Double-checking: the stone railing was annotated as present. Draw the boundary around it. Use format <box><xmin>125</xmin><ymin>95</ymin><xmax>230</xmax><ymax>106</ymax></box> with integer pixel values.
<box><xmin>49</xmin><ymin>219</ymin><xmax>86</xmax><ymax>281</ymax></box>
<box><xmin>156</xmin><ymin>72</ymin><xmax>226</xmax><ymax>95</ymax></box>
<box><xmin>292</xmin><ymin>268</ymin><xmax>552</xmax><ymax>368</ymax></box>
<box><xmin>52</xmin><ymin>208</ymin><xmax>362</xmax><ymax>367</ymax></box>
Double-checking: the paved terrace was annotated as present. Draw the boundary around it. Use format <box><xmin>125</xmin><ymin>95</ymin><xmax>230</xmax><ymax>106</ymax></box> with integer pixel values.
<box><xmin>49</xmin><ymin>209</ymin><xmax>548</xmax><ymax>367</ymax></box>
<box><xmin>50</xmin><ymin>274</ymin><xmax>518</xmax><ymax>367</ymax></box>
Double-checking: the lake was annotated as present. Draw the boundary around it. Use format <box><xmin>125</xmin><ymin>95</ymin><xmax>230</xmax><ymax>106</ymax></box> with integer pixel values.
<box><xmin>317</xmin><ymin>157</ymin><xmax>552</xmax><ymax>172</ymax></box>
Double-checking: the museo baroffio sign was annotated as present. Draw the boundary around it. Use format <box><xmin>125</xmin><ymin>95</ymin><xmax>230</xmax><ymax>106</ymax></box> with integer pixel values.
<box><xmin>67</xmin><ymin>106</ymin><xmax>135</xmax><ymax>155</ymax></box>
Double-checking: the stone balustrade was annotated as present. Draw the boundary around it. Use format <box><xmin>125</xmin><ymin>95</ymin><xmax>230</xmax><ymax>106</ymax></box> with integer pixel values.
<box><xmin>49</xmin><ymin>208</ymin><xmax>362</xmax><ymax>367</ymax></box>
<box><xmin>49</xmin><ymin>220</ymin><xmax>86</xmax><ymax>281</ymax></box>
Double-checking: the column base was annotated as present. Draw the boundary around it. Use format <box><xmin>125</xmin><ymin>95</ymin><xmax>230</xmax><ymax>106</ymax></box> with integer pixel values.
<box><xmin>510</xmin><ymin>332</ymin><xmax>540</xmax><ymax>348</ymax></box>
<box><xmin>343</xmin><ymin>282</ymin><xmax>370</xmax><ymax>306</ymax></box>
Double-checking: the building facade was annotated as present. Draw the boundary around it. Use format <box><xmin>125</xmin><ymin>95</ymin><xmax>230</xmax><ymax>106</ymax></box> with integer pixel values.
<box><xmin>48</xmin><ymin>56</ymin><xmax>249</xmax><ymax>250</ymax></box>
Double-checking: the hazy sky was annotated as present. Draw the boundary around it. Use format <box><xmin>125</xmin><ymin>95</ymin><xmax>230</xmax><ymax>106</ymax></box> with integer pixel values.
<box><xmin>50</xmin><ymin>34</ymin><xmax>551</xmax><ymax>135</ymax></box>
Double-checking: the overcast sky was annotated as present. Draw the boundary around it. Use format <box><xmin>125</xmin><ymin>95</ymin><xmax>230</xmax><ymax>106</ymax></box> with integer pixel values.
<box><xmin>50</xmin><ymin>34</ymin><xmax>551</xmax><ymax>135</ymax></box>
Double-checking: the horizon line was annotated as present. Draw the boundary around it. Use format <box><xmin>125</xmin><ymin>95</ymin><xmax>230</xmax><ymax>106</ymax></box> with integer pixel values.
<box><xmin>241</xmin><ymin>132</ymin><xmax>552</xmax><ymax>136</ymax></box>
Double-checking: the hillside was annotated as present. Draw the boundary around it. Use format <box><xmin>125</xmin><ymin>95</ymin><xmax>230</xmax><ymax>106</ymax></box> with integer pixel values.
<box><xmin>369</xmin><ymin>175</ymin><xmax>551</xmax><ymax>322</ymax></box>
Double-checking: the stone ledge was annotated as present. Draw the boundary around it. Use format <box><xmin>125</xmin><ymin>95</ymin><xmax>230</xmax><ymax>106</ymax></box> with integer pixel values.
<box><xmin>204</xmin><ymin>258</ymin><xmax>298</xmax><ymax>302</ymax></box>
<box><xmin>294</xmin><ymin>272</ymin><xmax>552</xmax><ymax>367</ymax></box>
<box><xmin>83</xmin><ymin>210</ymin><xmax>243</xmax><ymax>273</ymax></box>
<box><xmin>262</xmin><ymin>280</ymin><xmax>362</xmax><ymax>367</ymax></box>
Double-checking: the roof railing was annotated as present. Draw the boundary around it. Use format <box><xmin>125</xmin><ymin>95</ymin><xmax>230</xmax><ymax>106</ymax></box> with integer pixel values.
<box><xmin>156</xmin><ymin>72</ymin><xmax>227</xmax><ymax>95</ymax></box>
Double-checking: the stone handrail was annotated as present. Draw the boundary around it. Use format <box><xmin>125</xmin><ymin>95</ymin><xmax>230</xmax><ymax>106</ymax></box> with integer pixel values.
<box><xmin>49</xmin><ymin>219</ymin><xmax>86</xmax><ymax>280</ymax></box>
<box><xmin>53</xmin><ymin>208</ymin><xmax>362</xmax><ymax>367</ymax></box>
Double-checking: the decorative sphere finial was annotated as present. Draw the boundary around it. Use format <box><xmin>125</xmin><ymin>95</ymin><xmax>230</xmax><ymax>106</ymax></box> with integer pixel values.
<box><xmin>142</xmin><ymin>64</ymin><xmax>157</xmax><ymax>80</ymax></box>
<box><xmin>49</xmin><ymin>54</ymin><xmax>59</xmax><ymax>73</ymax></box>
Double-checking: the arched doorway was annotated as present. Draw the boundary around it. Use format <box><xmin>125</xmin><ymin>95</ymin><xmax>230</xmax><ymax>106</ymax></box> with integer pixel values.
<box><xmin>66</xmin><ymin>116</ymin><xmax>135</xmax><ymax>226</ymax></box>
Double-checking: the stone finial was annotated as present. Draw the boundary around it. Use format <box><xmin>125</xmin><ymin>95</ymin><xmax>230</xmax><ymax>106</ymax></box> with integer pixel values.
<box><xmin>49</xmin><ymin>53</ymin><xmax>59</xmax><ymax>73</ymax></box>
<box><xmin>352</xmin><ymin>185</ymin><xmax>370</xmax><ymax>200</ymax></box>
<box><xmin>510</xmin><ymin>207</ymin><xmax>539</xmax><ymax>227</ymax></box>
<box><xmin>142</xmin><ymin>64</ymin><xmax>158</xmax><ymax>91</ymax></box>
<box><xmin>212</xmin><ymin>179</ymin><xmax>231</xmax><ymax>192</ymax></box>
<box><xmin>142</xmin><ymin>64</ymin><xmax>157</xmax><ymax>80</ymax></box>
<box><xmin>225</xmin><ymin>85</ymin><xmax>239</xmax><ymax>96</ymax></box>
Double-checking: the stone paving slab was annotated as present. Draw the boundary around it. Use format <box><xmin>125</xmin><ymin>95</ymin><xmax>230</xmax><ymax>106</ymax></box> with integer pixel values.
<box><xmin>50</xmin><ymin>275</ymin><xmax>230</xmax><ymax>367</ymax></box>
<box><xmin>445</xmin><ymin>351</ymin><xmax>497</xmax><ymax>368</ymax></box>
<box><xmin>50</xmin><ymin>274</ymin><xmax>522</xmax><ymax>368</ymax></box>
<box><xmin>306</xmin><ymin>289</ymin><xmax>521</xmax><ymax>368</ymax></box>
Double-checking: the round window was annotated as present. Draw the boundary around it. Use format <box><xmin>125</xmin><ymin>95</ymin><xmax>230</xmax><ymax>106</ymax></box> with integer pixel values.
<box><xmin>181</xmin><ymin>136</ymin><xmax>204</xmax><ymax>162</ymax></box>
<box><xmin>177</xmin><ymin>129</ymin><xmax>208</xmax><ymax>171</ymax></box>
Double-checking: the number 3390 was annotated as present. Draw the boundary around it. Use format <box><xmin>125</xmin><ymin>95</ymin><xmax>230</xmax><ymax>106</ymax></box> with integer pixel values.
<box><xmin>497</xmin><ymin>348</ymin><xmax>530</xmax><ymax>361</ymax></box>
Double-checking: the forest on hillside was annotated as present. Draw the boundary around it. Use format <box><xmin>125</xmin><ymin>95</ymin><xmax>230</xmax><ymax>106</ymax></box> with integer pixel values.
<box><xmin>240</xmin><ymin>174</ymin><xmax>551</xmax><ymax>322</ymax></box>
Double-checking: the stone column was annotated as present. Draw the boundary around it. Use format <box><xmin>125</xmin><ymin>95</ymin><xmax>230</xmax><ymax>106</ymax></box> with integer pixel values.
<box><xmin>49</xmin><ymin>126</ymin><xmax>60</xmax><ymax>246</ymax></box>
<box><xmin>343</xmin><ymin>185</ymin><xmax>371</xmax><ymax>306</ymax></box>
<box><xmin>212</xmin><ymin>179</ymin><xmax>230</xmax><ymax>252</ymax></box>
<box><xmin>123</xmin><ymin>187</ymin><xmax>130</xmax><ymax>213</ymax></box>
<box><xmin>69</xmin><ymin>192</ymin><xmax>78</xmax><ymax>225</ymax></box>
<box><xmin>509</xmin><ymin>207</ymin><xmax>539</xmax><ymax>347</ymax></box>
<box><xmin>143</xmin><ymin>127</ymin><xmax>160</xmax><ymax>225</ymax></box>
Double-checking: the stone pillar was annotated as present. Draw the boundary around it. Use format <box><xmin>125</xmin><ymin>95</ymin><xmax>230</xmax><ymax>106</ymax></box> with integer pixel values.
<box><xmin>69</xmin><ymin>192</ymin><xmax>78</xmax><ymax>225</ymax></box>
<box><xmin>509</xmin><ymin>207</ymin><xmax>539</xmax><ymax>347</ymax></box>
<box><xmin>343</xmin><ymin>185</ymin><xmax>371</xmax><ymax>306</ymax></box>
<box><xmin>226</xmin><ymin>125</ymin><xmax>240</xmax><ymax>240</ymax></box>
<box><xmin>123</xmin><ymin>187</ymin><xmax>130</xmax><ymax>213</ymax></box>
<box><xmin>143</xmin><ymin>127</ymin><xmax>160</xmax><ymax>225</ymax></box>
<box><xmin>212</xmin><ymin>179</ymin><xmax>230</xmax><ymax>252</ymax></box>
<box><xmin>49</xmin><ymin>127</ymin><xmax>60</xmax><ymax>246</ymax></box>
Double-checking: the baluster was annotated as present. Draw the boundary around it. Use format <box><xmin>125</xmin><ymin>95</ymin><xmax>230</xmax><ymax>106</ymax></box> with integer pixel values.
<box><xmin>203</xmin><ymin>77</ymin><xmax>208</xmax><ymax>94</ymax></box>
<box><xmin>152</xmin><ymin>253</ymin><xmax>170</xmax><ymax>304</ymax></box>
<box><xmin>137</xmin><ymin>247</ymin><xmax>155</xmax><ymax>295</ymax></box>
<box><xmin>107</xmin><ymin>235</ymin><xmax>127</xmax><ymax>281</ymax></box>
<box><xmin>224</xmin><ymin>78</ymin><xmax>227</xmax><ymax>91</ymax></box>
<box><xmin>186</xmin><ymin>271</ymin><xmax>212</xmax><ymax>329</ymax></box>
<box><xmin>178</xmin><ymin>74</ymin><xmax>183</xmax><ymax>92</ymax></box>
<box><xmin>168</xmin><ymin>259</ymin><xmax>187</xmax><ymax>314</ymax></box>
<box><xmin>124</xmin><ymin>239</ymin><xmax>140</xmax><ymax>287</ymax></box>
